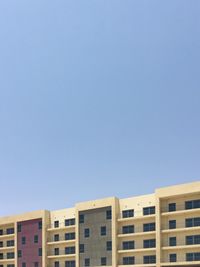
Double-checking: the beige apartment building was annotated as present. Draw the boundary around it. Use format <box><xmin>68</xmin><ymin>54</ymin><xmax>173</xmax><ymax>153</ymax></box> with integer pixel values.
<box><xmin>0</xmin><ymin>181</ymin><xmax>200</xmax><ymax>267</ymax></box>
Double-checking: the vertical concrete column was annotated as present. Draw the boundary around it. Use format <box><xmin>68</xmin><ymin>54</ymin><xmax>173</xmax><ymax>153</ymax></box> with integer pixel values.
<box><xmin>112</xmin><ymin>198</ymin><xmax>119</xmax><ymax>267</ymax></box>
<box><xmin>14</xmin><ymin>221</ymin><xmax>18</xmax><ymax>267</ymax></box>
<box><xmin>43</xmin><ymin>211</ymin><xmax>49</xmax><ymax>267</ymax></box>
<box><xmin>75</xmin><ymin>208</ymin><xmax>80</xmax><ymax>267</ymax></box>
<box><xmin>155</xmin><ymin>196</ymin><xmax>161</xmax><ymax>267</ymax></box>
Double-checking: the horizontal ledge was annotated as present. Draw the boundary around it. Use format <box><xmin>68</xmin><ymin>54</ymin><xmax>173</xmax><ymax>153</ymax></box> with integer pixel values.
<box><xmin>118</xmin><ymin>231</ymin><xmax>156</xmax><ymax>238</ymax></box>
<box><xmin>118</xmin><ymin>248</ymin><xmax>156</xmax><ymax>253</ymax></box>
<box><xmin>47</xmin><ymin>225</ymin><xmax>75</xmax><ymax>232</ymax></box>
<box><xmin>47</xmin><ymin>254</ymin><xmax>76</xmax><ymax>259</ymax></box>
<box><xmin>47</xmin><ymin>240</ymin><xmax>76</xmax><ymax>245</ymax></box>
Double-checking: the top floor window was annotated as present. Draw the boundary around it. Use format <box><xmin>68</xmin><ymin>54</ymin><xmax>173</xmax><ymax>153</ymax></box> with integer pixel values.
<box><xmin>122</xmin><ymin>209</ymin><xmax>134</xmax><ymax>218</ymax></box>
<box><xmin>185</xmin><ymin>199</ymin><xmax>200</xmax><ymax>210</ymax></box>
<box><xmin>143</xmin><ymin>206</ymin><xmax>155</xmax><ymax>216</ymax></box>
<box><xmin>168</xmin><ymin>203</ymin><xmax>176</xmax><ymax>212</ymax></box>
<box><xmin>6</xmin><ymin>228</ymin><xmax>14</xmax><ymax>235</ymax></box>
<box><xmin>38</xmin><ymin>221</ymin><xmax>42</xmax><ymax>230</ymax></box>
<box><xmin>79</xmin><ymin>214</ymin><xmax>84</xmax><ymax>224</ymax></box>
<box><xmin>54</xmin><ymin>221</ymin><xmax>59</xmax><ymax>228</ymax></box>
<box><xmin>65</xmin><ymin>219</ymin><xmax>75</xmax><ymax>226</ymax></box>
<box><xmin>106</xmin><ymin>210</ymin><xmax>112</xmax><ymax>220</ymax></box>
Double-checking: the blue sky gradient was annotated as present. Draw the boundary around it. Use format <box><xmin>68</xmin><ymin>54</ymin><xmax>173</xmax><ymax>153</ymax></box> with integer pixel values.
<box><xmin>0</xmin><ymin>1</ymin><xmax>200</xmax><ymax>216</ymax></box>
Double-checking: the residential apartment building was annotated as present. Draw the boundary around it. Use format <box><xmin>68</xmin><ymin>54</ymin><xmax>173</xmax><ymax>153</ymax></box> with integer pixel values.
<box><xmin>0</xmin><ymin>181</ymin><xmax>200</xmax><ymax>267</ymax></box>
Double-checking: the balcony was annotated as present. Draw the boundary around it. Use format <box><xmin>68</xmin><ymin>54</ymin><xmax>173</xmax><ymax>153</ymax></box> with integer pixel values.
<box><xmin>162</xmin><ymin>244</ymin><xmax>200</xmax><ymax>251</ymax></box>
<box><xmin>0</xmin><ymin>246</ymin><xmax>15</xmax><ymax>251</ymax></box>
<box><xmin>118</xmin><ymin>247</ymin><xmax>156</xmax><ymax>254</ymax></box>
<box><xmin>161</xmin><ymin>202</ymin><xmax>200</xmax><ymax>216</ymax></box>
<box><xmin>161</xmin><ymin>223</ymin><xmax>200</xmax><ymax>234</ymax></box>
<box><xmin>47</xmin><ymin>250</ymin><xmax>76</xmax><ymax>259</ymax></box>
<box><xmin>118</xmin><ymin>213</ymin><xmax>155</xmax><ymax>223</ymax></box>
<box><xmin>161</xmin><ymin>261</ymin><xmax>200</xmax><ymax>266</ymax></box>
<box><xmin>118</xmin><ymin>231</ymin><xmax>156</xmax><ymax>239</ymax></box>
<box><xmin>47</xmin><ymin>239</ymin><xmax>75</xmax><ymax>246</ymax></box>
<box><xmin>0</xmin><ymin>255</ymin><xmax>15</xmax><ymax>263</ymax></box>
<box><xmin>47</xmin><ymin>222</ymin><xmax>75</xmax><ymax>232</ymax></box>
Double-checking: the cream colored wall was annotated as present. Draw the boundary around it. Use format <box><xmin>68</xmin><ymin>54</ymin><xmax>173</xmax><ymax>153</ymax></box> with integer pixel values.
<box><xmin>49</xmin><ymin>208</ymin><xmax>76</xmax><ymax>228</ymax></box>
<box><xmin>156</xmin><ymin>181</ymin><xmax>200</xmax><ymax>198</ymax></box>
<box><xmin>119</xmin><ymin>194</ymin><xmax>156</xmax><ymax>217</ymax></box>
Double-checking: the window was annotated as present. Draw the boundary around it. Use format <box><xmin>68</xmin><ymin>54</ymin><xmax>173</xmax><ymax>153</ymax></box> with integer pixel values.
<box><xmin>18</xmin><ymin>250</ymin><xmax>22</xmax><ymax>258</ymax></box>
<box><xmin>6</xmin><ymin>228</ymin><xmax>14</xmax><ymax>235</ymax></box>
<box><xmin>143</xmin><ymin>255</ymin><xmax>156</xmax><ymax>264</ymax></box>
<box><xmin>123</xmin><ymin>241</ymin><xmax>134</xmax><ymax>250</ymax></box>
<box><xmin>65</xmin><ymin>261</ymin><xmax>75</xmax><ymax>267</ymax></box>
<box><xmin>54</xmin><ymin>234</ymin><xmax>59</xmax><ymax>242</ymax></box>
<box><xmin>79</xmin><ymin>214</ymin><xmax>85</xmax><ymax>224</ymax></box>
<box><xmin>34</xmin><ymin>235</ymin><xmax>39</xmax><ymax>244</ymax></box>
<box><xmin>123</xmin><ymin>257</ymin><xmax>135</xmax><ymax>265</ymax></box>
<box><xmin>185</xmin><ymin>217</ymin><xmax>200</xmax><ymax>227</ymax></box>
<box><xmin>0</xmin><ymin>253</ymin><xmax>3</xmax><ymax>260</ymax></box>
<box><xmin>186</xmin><ymin>235</ymin><xmax>200</xmax><ymax>245</ymax></box>
<box><xmin>101</xmin><ymin>257</ymin><xmax>107</xmax><ymax>266</ymax></box>
<box><xmin>65</xmin><ymin>219</ymin><xmax>75</xmax><ymax>226</ymax></box>
<box><xmin>169</xmin><ymin>237</ymin><xmax>176</xmax><ymax>246</ymax></box>
<box><xmin>55</xmin><ymin>248</ymin><xmax>59</xmax><ymax>255</ymax></box>
<box><xmin>7</xmin><ymin>252</ymin><xmax>14</xmax><ymax>259</ymax></box>
<box><xmin>185</xmin><ymin>199</ymin><xmax>200</xmax><ymax>210</ymax></box>
<box><xmin>85</xmin><ymin>258</ymin><xmax>90</xmax><ymax>266</ymax></box>
<box><xmin>143</xmin><ymin>239</ymin><xmax>156</xmax><ymax>248</ymax></box>
<box><xmin>169</xmin><ymin>220</ymin><xmax>176</xmax><ymax>229</ymax></box>
<box><xmin>0</xmin><ymin>230</ymin><xmax>3</xmax><ymax>236</ymax></box>
<box><xmin>0</xmin><ymin>242</ymin><xmax>3</xmax><ymax>247</ymax></box>
<box><xmin>18</xmin><ymin>224</ymin><xmax>22</xmax><ymax>232</ymax></box>
<box><xmin>54</xmin><ymin>221</ymin><xmax>59</xmax><ymax>228</ymax></box>
<box><xmin>65</xmin><ymin>232</ymin><xmax>75</xmax><ymax>240</ymax></box>
<box><xmin>170</xmin><ymin>254</ymin><xmax>177</xmax><ymax>262</ymax></box>
<box><xmin>143</xmin><ymin>223</ymin><xmax>155</xmax><ymax>232</ymax></box>
<box><xmin>7</xmin><ymin>240</ymin><xmax>14</xmax><ymax>247</ymax></box>
<box><xmin>84</xmin><ymin>228</ymin><xmax>90</xmax><ymax>238</ymax></box>
<box><xmin>55</xmin><ymin>262</ymin><xmax>59</xmax><ymax>267</ymax></box>
<box><xmin>22</xmin><ymin>263</ymin><xmax>26</xmax><ymax>267</ymax></box>
<box><xmin>22</xmin><ymin>237</ymin><xmax>26</xmax><ymax>245</ymax></box>
<box><xmin>106</xmin><ymin>210</ymin><xmax>112</xmax><ymax>220</ymax></box>
<box><xmin>38</xmin><ymin>248</ymin><xmax>42</xmax><ymax>256</ymax></box>
<box><xmin>80</xmin><ymin>244</ymin><xmax>84</xmax><ymax>253</ymax></box>
<box><xmin>143</xmin><ymin>206</ymin><xmax>155</xmax><ymax>216</ymax></box>
<box><xmin>38</xmin><ymin>221</ymin><xmax>42</xmax><ymax>230</ymax></box>
<box><xmin>122</xmin><ymin>225</ymin><xmax>134</xmax><ymax>234</ymax></box>
<box><xmin>101</xmin><ymin>226</ymin><xmax>106</xmax><ymax>236</ymax></box>
<box><xmin>122</xmin><ymin>209</ymin><xmax>134</xmax><ymax>218</ymax></box>
<box><xmin>34</xmin><ymin>262</ymin><xmax>39</xmax><ymax>267</ymax></box>
<box><xmin>186</xmin><ymin>252</ymin><xmax>200</xmax><ymax>261</ymax></box>
<box><xmin>106</xmin><ymin>241</ymin><xmax>112</xmax><ymax>251</ymax></box>
<box><xmin>65</xmin><ymin>246</ymin><xmax>75</xmax><ymax>254</ymax></box>
<box><xmin>168</xmin><ymin>203</ymin><xmax>176</xmax><ymax>212</ymax></box>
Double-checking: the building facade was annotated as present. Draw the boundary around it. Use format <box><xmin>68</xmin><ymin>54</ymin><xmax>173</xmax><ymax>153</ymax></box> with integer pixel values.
<box><xmin>0</xmin><ymin>181</ymin><xmax>200</xmax><ymax>267</ymax></box>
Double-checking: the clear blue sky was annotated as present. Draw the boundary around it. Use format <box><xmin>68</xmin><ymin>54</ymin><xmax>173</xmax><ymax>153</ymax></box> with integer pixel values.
<box><xmin>0</xmin><ymin>1</ymin><xmax>200</xmax><ymax>216</ymax></box>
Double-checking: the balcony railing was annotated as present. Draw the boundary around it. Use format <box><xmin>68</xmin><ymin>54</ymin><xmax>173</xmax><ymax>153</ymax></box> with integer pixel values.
<box><xmin>162</xmin><ymin>242</ymin><xmax>200</xmax><ymax>248</ymax></box>
<box><xmin>118</xmin><ymin>225</ymin><xmax>156</xmax><ymax>236</ymax></box>
<box><xmin>118</xmin><ymin>210</ymin><xmax>156</xmax><ymax>221</ymax></box>
<box><xmin>161</xmin><ymin>222</ymin><xmax>200</xmax><ymax>231</ymax></box>
<box><xmin>47</xmin><ymin>222</ymin><xmax>76</xmax><ymax>230</ymax></box>
<box><xmin>161</xmin><ymin>203</ymin><xmax>200</xmax><ymax>213</ymax></box>
<box><xmin>47</xmin><ymin>237</ymin><xmax>76</xmax><ymax>243</ymax></box>
<box><xmin>162</xmin><ymin>255</ymin><xmax>200</xmax><ymax>263</ymax></box>
<box><xmin>48</xmin><ymin>249</ymin><xmax>76</xmax><ymax>257</ymax></box>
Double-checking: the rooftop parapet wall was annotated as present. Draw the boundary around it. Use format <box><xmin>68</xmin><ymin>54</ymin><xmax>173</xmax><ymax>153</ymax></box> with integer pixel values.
<box><xmin>155</xmin><ymin>181</ymin><xmax>200</xmax><ymax>198</ymax></box>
